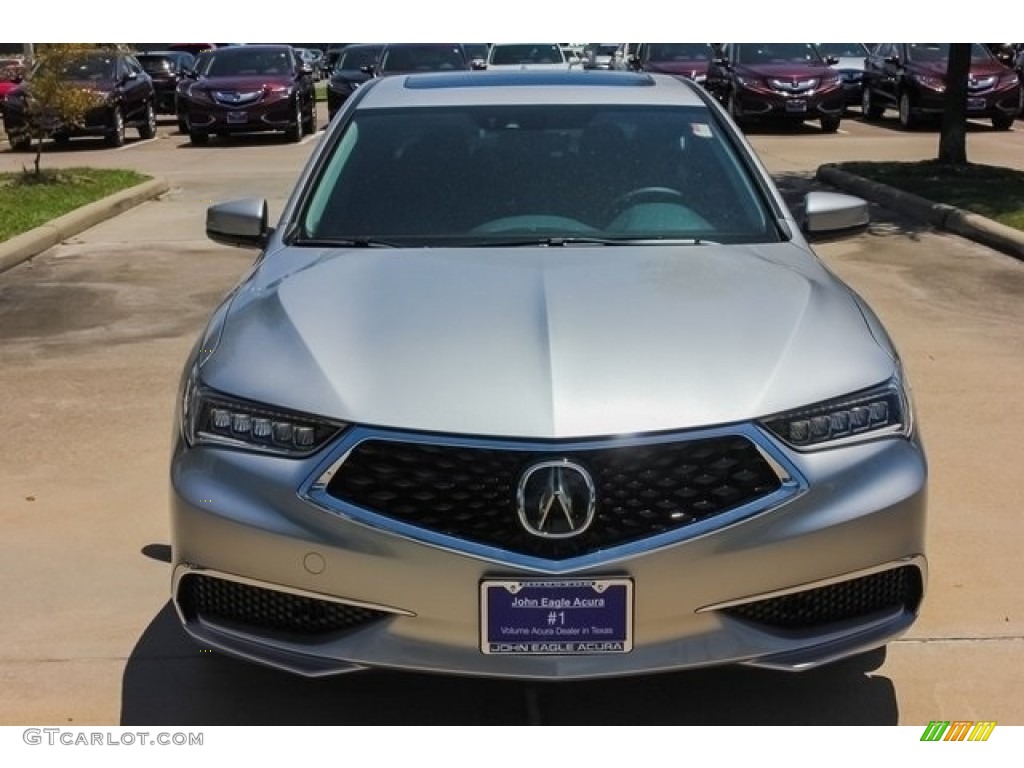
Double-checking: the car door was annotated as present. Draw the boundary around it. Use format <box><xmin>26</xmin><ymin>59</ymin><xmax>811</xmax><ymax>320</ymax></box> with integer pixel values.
<box><xmin>876</xmin><ymin>44</ymin><xmax>904</xmax><ymax>108</ymax></box>
<box><xmin>705</xmin><ymin>43</ymin><xmax>733</xmax><ymax>103</ymax></box>
<box><xmin>120</xmin><ymin>56</ymin><xmax>149</xmax><ymax>122</ymax></box>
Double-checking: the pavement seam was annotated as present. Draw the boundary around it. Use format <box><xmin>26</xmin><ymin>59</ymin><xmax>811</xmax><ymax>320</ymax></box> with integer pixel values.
<box><xmin>816</xmin><ymin>164</ymin><xmax>1024</xmax><ymax>262</ymax></box>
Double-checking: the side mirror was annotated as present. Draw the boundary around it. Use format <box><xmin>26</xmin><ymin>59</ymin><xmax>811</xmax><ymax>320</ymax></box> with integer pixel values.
<box><xmin>825</xmin><ymin>55</ymin><xmax>839</xmax><ymax>65</ymax></box>
<box><xmin>802</xmin><ymin>191</ymin><xmax>869</xmax><ymax>239</ymax></box>
<box><xmin>359</xmin><ymin>65</ymin><xmax>375</xmax><ymax>76</ymax></box>
<box><xmin>471</xmin><ymin>60</ymin><xmax>487</xmax><ymax>70</ymax></box>
<box><xmin>712</xmin><ymin>57</ymin><xmax>729</xmax><ymax>67</ymax></box>
<box><xmin>207</xmin><ymin>198</ymin><xmax>270</xmax><ymax>249</ymax></box>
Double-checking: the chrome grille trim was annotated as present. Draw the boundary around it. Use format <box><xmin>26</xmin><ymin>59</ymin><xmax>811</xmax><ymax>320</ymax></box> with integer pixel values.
<box><xmin>301</xmin><ymin>425</ymin><xmax>806</xmax><ymax>574</ymax></box>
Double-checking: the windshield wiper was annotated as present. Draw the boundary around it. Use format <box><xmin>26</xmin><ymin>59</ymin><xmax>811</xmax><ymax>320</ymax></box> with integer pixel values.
<box><xmin>292</xmin><ymin>237</ymin><xmax>402</xmax><ymax>248</ymax></box>
<box><xmin>458</xmin><ymin>236</ymin><xmax>717</xmax><ymax>247</ymax></box>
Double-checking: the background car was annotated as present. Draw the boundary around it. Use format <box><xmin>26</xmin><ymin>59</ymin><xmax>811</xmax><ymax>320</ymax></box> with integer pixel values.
<box><xmin>177</xmin><ymin>44</ymin><xmax>316</xmax><ymax>145</ymax></box>
<box><xmin>862</xmin><ymin>43</ymin><xmax>1022</xmax><ymax>130</ymax></box>
<box><xmin>174</xmin><ymin>48</ymin><xmax>214</xmax><ymax>133</ymax></box>
<box><xmin>325</xmin><ymin>43</ymin><xmax>383</xmax><ymax>120</ymax></box>
<box><xmin>816</xmin><ymin>43</ymin><xmax>871</xmax><ymax>108</ymax></box>
<box><xmin>630</xmin><ymin>42</ymin><xmax>713</xmax><ymax>83</ymax></box>
<box><xmin>136</xmin><ymin>50</ymin><xmax>195</xmax><ymax>115</ymax></box>
<box><xmin>373</xmin><ymin>43</ymin><xmax>471</xmax><ymax>75</ymax></box>
<box><xmin>462</xmin><ymin>43</ymin><xmax>490</xmax><ymax>70</ymax></box>
<box><xmin>485</xmin><ymin>43</ymin><xmax>575</xmax><ymax>71</ymax></box>
<box><xmin>3</xmin><ymin>50</ymin><xmax>156</xmax><ymax>149</ymax></box>
<box><xmin>174</xmin><ymin>70</ymin><xmax>927</xmax><ymax>681</ymax></box>
<box><xmin>706</xmin><ymin>43</ymin><xmax>845</xmax><ymax>132</ymax></box>
<box><xmin>583</xmin><ymin>43</ymin><xmax>628</xmax><ymax>70</ymax></box>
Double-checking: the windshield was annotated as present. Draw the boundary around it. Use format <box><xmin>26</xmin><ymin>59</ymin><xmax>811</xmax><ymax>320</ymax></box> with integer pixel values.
<box><xmin>490</xmin><ymin>44</ymin><xmax>564</xmax><ymax>65</ymax></box>
<box><xmin>816</xmin><ymin>43</ymin><xmax>868</xmax><ymax>59</ymax></box>
<box><xmin>906</xmin><ymin>43</ymin><xmax>992</xmax><ymax>63</ymax></box>
<box><xmin>337</xmin><ymin>46</ymin><xmax>380</xmax><ymax>71</ymax></box>
<box><xmin>300</xmin><ymin>104</ymin><xmax>779</xmax><ymax>246</ymax></box>
<box><xmin>206</xmin><ymin>48</ymin><xmax>292</xmax><ymax>77</ymax></box>
<box><xmin>646</xmin><ymin>43</ymin><xmax>709</xmax><ymax>61</ymax></box>
<box><xmin>735</xmin><ymin>44</ymin><xmax>823</xmax><ymax>66</ymax></box>
<box><xmin>40</xmin><ymin>55</ymin><xmax>117</xmax><ymax>81</ymax></box>
<box><xmin>379</xmin><ymin>45</ymin><xmax>467</xmax><ymax>73</ymax></box>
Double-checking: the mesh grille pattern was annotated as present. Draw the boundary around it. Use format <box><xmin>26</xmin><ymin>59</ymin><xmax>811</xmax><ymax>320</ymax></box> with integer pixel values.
<box><xmin>325</xmin><ymin>436</ymin><xmax>781</xmax><ymax>560</ymax></box>
<box><xmin>723</xmin><ymin>566</ymin><xmax>923</xmax><ymax>630</ymax></box>
<box><xmin>178</xmin><ymin>574</ymin><xmax>389</xmax><ymax>635</ymax></box>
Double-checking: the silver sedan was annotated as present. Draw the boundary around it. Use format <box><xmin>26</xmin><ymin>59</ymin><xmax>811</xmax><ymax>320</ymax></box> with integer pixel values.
<box><xmin>170</xmin><ymin>70</ymin><xmax>927</xmax><ymax>679</ymax></box>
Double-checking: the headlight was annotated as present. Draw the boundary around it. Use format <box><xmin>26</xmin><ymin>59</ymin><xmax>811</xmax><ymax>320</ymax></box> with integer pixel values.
<box><xmin>820</xmin><ymin>73</ymin><xmax>841</xmax><ymax>87</ymax></box>
<box><xmin>912</xmin><ymin>74</ymin><xmax>945</xmax><ymax>92</ymax></box>
<box><xmin>759</xmin><ymin>377</ymin><xmax>911</xmax><ymax>451</ymax></box>
<box><xmin>187</xmin><ymin>84</ymin><xmax>211</xmax><ymax>102</ymax></box>
<box><xmin>267</xmin><ymin>85</ymin><xmax>295</xmax><ymax>96</ymax></box>
<box><xmin>183</xmin><ymin>374</ymin><xmax>347</xmax><ymax>457</ymax></box>
<box><xmin>736</xmin><ymin>76</ymin><xmax>762</xmax><ymax>88</ymax></box>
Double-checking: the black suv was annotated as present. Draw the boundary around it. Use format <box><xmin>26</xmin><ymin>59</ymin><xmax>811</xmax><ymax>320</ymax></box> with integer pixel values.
<box><xmin>136</xmin><ymin>51</ymin><xmax>195</xmax><ymax>115</ymax></box>
<box><xmin>3</xmin><ymin>50</ymin><xmax>156</xmax><ymax>149</ymax></box>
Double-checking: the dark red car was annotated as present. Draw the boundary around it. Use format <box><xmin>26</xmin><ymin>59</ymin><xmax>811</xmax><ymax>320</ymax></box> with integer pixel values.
<box><xmin>177</xmin><ymin>44</ymin><xmax>316</xmax><ymax>145</ymax></box>
<box><xmin>706</xmin><ymin>43</ymin><xmax>845</xmax><ymax>132</ymax></box>
<box><xmin>630</xmin><ymin>43</ymin><xmax>713</xmax><ymax>85</ymax></box>
<box><xmin>3</xmin><ymin>51</ymin><xmax>156</xmax><ymax>149</ymax></box>
<box><xmin>862</xmin><ymin>43</ymin><xmax>1022</xmax><ymax>131</ymax></box>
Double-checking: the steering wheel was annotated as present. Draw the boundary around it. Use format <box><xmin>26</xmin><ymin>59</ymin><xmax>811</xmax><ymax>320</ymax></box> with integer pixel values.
<box><xmin>605</xmin><ymin>187</ymin><xmax>686</xmax><ymax>221</ymax></box>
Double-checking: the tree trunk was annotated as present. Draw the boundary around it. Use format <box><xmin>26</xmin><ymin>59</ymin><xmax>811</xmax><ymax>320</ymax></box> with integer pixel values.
<box><xmin>937</xmin><ymin>44</ymin><xmax>971</xmax><ymax>165</ymax></box>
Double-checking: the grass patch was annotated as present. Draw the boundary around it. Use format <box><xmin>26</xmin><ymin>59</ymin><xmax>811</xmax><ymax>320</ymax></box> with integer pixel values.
<box><xmin>834</xmin><ymin>160</ymin><xmax>1024</xmax><ymax>231</ymax></box>
<box><xmin>315</xmin><ymin>80</ymin><xmax>327</xmax><ymax>102</ymax></box>
<box><xmin>0</xmin><ymin>167</ymin><xmax>150</xmax><ymax>243</ymax></box>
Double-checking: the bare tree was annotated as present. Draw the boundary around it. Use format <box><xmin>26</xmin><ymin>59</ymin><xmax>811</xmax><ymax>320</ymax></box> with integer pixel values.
<box><xmin>937</xmin><ymin>43</ymin><xmax>972</xmax><ymax>165</ymax></box>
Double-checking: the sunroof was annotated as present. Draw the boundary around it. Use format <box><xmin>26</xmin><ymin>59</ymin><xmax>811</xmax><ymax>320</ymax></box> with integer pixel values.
<box><xmin>404</xmin><ymin>71</ymin><xmax>656</xmax><ymax>89</ymax></box>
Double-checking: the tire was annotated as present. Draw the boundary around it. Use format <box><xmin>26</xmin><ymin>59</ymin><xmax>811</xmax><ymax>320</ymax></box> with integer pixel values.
<box><xmin>303</xmin><ymin>97</ymin><xmax>317</xmax><ymax>134</ymax></box>
<box><xmin>898</xmin><ymin>91</ymin><xmax>917</xmax><ymax>130</ymax></box>
<box><xmin>820</xmin><ymin>114</ymin><xmax>841</xmax><ymax>133</ymax></box>
<box><xmin>861</xmin><ymin>87</ymin><xmax>884</xmax><ymax>120</ymax></box>
<box><xmin>104</xmin><ymin>105</ymin><xmax>125</xmax><ymax>147</ymax></box>
<box><xmin>992</xmin><ymin>113</ymin><xmax>1014</xmax><ymax>131</ymax></box>
<box><xmin>177</xmin><ymin>117</ymin><xmax>188</xmax><ymax>134</ymax></box>
<box><xmin>9</xmin><ymin>133</ymin><xmax>32</xmax><ymax>152</ymax></box>
<box><xmin>189</xmin><ymin>130</ymin><xmax>208</xmax><ymax>146</ymax></box>
<box><xmin>285</xmin><ymin>99</ymin><xmax>303</xmax><ymax>142</ymax></box>
<box><xmin>138</xmin><ymin>101</ymin><xmax>156</xmax><ymax>139</ymax></box>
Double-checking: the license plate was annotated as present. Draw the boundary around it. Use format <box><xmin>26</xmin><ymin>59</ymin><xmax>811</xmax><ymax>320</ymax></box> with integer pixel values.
<box><xmin>785</xmin><ymin>99</ymin><xmax>807</xmax><ymax>113</ymax></box>
<box><xmin>226</xmin><ymin>111</ymin><xmax>249</xmax><ymax>124</ymax></box>
<box><xmin>481</xmin><ymin>578</ymin><xmax>632</xmax><ymax>655</ymax></box>
<box><xmin>966</xmin><ymin>97</ymin><xmax>986</xmax><ymax>112</ymax></box>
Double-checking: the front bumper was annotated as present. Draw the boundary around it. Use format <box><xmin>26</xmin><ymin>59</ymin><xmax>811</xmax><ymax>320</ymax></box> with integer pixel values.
<box><xmin>184</xmin><ymin>95</ymin><xmax>297</xmax><ymax>135</ymax></box>
<box><xmin>170</xmin><ymin>424</ymin><xmax>927</xmax><ymax>679</ymax></box>
<box><xmin>732</xmin><ymin>83</ymin><xmax>845</xmax><ymax>121</ymax></box>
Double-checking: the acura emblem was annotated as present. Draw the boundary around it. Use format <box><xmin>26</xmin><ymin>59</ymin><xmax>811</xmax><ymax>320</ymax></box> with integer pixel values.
<box><xmin>516</xmin><ymin>460</ymin><xmax>596</xmax><ymax>539</ymax></box>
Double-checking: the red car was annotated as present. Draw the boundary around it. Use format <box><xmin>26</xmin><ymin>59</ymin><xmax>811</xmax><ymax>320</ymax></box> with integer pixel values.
<box><xmin>706</xmin><ymin>43</ymin><xmax>845</xmax><ymax>132</ymax></box>
<box><xmin>630</xmin><ymin>43</ymin><xmax>713</xmax><ymax>85</ymax></box>
<box><xmin>177</xmin><ymin>44</ymin><xmax>316</xmax><ymax>145</ymax></box>
<box><xmin>862</xmin><ymin>43</ymin><xmax>1022</xmax><ymax>131</ymax></box>
<box><xmin>0</xmin><ymin>57</ymin><xmax>26</xmax><ymax>101</ymax></box>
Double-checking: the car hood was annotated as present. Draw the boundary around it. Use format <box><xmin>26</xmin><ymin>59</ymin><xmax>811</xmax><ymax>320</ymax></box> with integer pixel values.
<box><xmin>203</xmin><ymin>244</ymin><xmax>895</xmax><ymax>439</ymax></box>
<box><xmin>910</xmin><ymin>60</ymin><xmax>1007</xmax><ymax>78</ymax></box>
<box><xmin>736</xmin><ymin>63</ymin><xmax>830</xmax><ymax>79</ymax></box>
<box><xmin>194</xmin><ymin>74</ymin><xmax>294</xmax><ymax>91</ymax></box>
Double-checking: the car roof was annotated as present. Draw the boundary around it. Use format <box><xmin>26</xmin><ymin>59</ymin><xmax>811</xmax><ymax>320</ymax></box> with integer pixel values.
<box><xmin>354</xmin><ymin>71</ymin><xmax>706</xmax><ymax>109</ymax></box>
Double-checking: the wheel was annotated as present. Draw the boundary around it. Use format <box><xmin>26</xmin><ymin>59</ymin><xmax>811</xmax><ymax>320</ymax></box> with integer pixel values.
<box><xmin>104</xmin><ymin>105</ymin><xmax>125</xmax><ymax>147</ymax></box>
<box><xmin>138</xmin><ymin>101</ymin><xmax>156</xmax><ymax>139</ymax></box>
<box><xmin>285</xmin><ymin>99</ymin><xmax>303</xmax><ymax>142</ymax></box>
<box><xmin>189</xmin><ymin>130</ymin><xmax>208</xmax><ymax>146</ymax></box>
<box><xmin>992</xmin><ymin>113</ymin><xmax>1014</xmax><ymax>131</ymax></box>
<box><xmin>9</xmin><ymin>132</ymin><xmax>32</xmax><ymax>151</ymax></box>
<box><xmin>605</xmin><ymin>186</ymin><xmax>685</xmax><ymax>221</ymax></box>
<box><xmin>861</xmin><ymin>87</ymin><xmax>884</xmax><ymax>120</ymax></box>
<box><xmin>820</xmin><ymin>114</ymin><xmax>841</xmax><ymax>133</ymax></box>
<box><xmin>898</xmin><ymin>91</ymin><xmax>917</xmax><ymax>130</ymax></box>
<box><xmin>303</xmin><ymin>97</ymin><xmax>317</xmax><ymax>134</ymax></box>
<box><xmin>177</xmin><ymin>116</ymin><xmax>188</xmax><ymax>134</ymax></box>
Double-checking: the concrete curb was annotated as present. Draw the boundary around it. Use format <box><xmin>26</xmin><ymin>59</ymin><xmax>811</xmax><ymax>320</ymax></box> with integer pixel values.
<box><xmin>0</xmin><ymin>176</ymin><xmax>170</xmax><ymax>274</ymax></box>
<box><xmin>816</xmin><ymin>165</ymin><xmax>1024</xmax><ymax>261</ymax></box>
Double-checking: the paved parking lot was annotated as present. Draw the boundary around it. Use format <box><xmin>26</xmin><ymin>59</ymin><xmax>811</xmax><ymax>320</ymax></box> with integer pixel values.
<box><xmin>1</xmin><ymin>107</ymin><xmax>1022</xmax><ymax>724</ymax></box>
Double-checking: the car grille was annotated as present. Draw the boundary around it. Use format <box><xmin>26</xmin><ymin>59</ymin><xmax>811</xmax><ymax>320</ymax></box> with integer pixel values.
<box><xmin>324</xmin><ymin>436</ymin><xmax>782</xmax><ymax>560</ymax></box>
<box><xmin>722</xmin><ymin>566</ymin><xmax>923</xmax><ymax>630</ymax></box>
<box><xmin>177</xmin><ymin>574</ymin><xmax>390</xmax><ymax>636</ymax></box>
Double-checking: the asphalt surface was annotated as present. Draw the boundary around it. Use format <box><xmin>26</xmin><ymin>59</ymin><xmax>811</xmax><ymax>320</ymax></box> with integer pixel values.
<box><xmin>0</xmin><ymin>107</ymin><xmax>1022</xmax><ymax>725</ymax></box>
